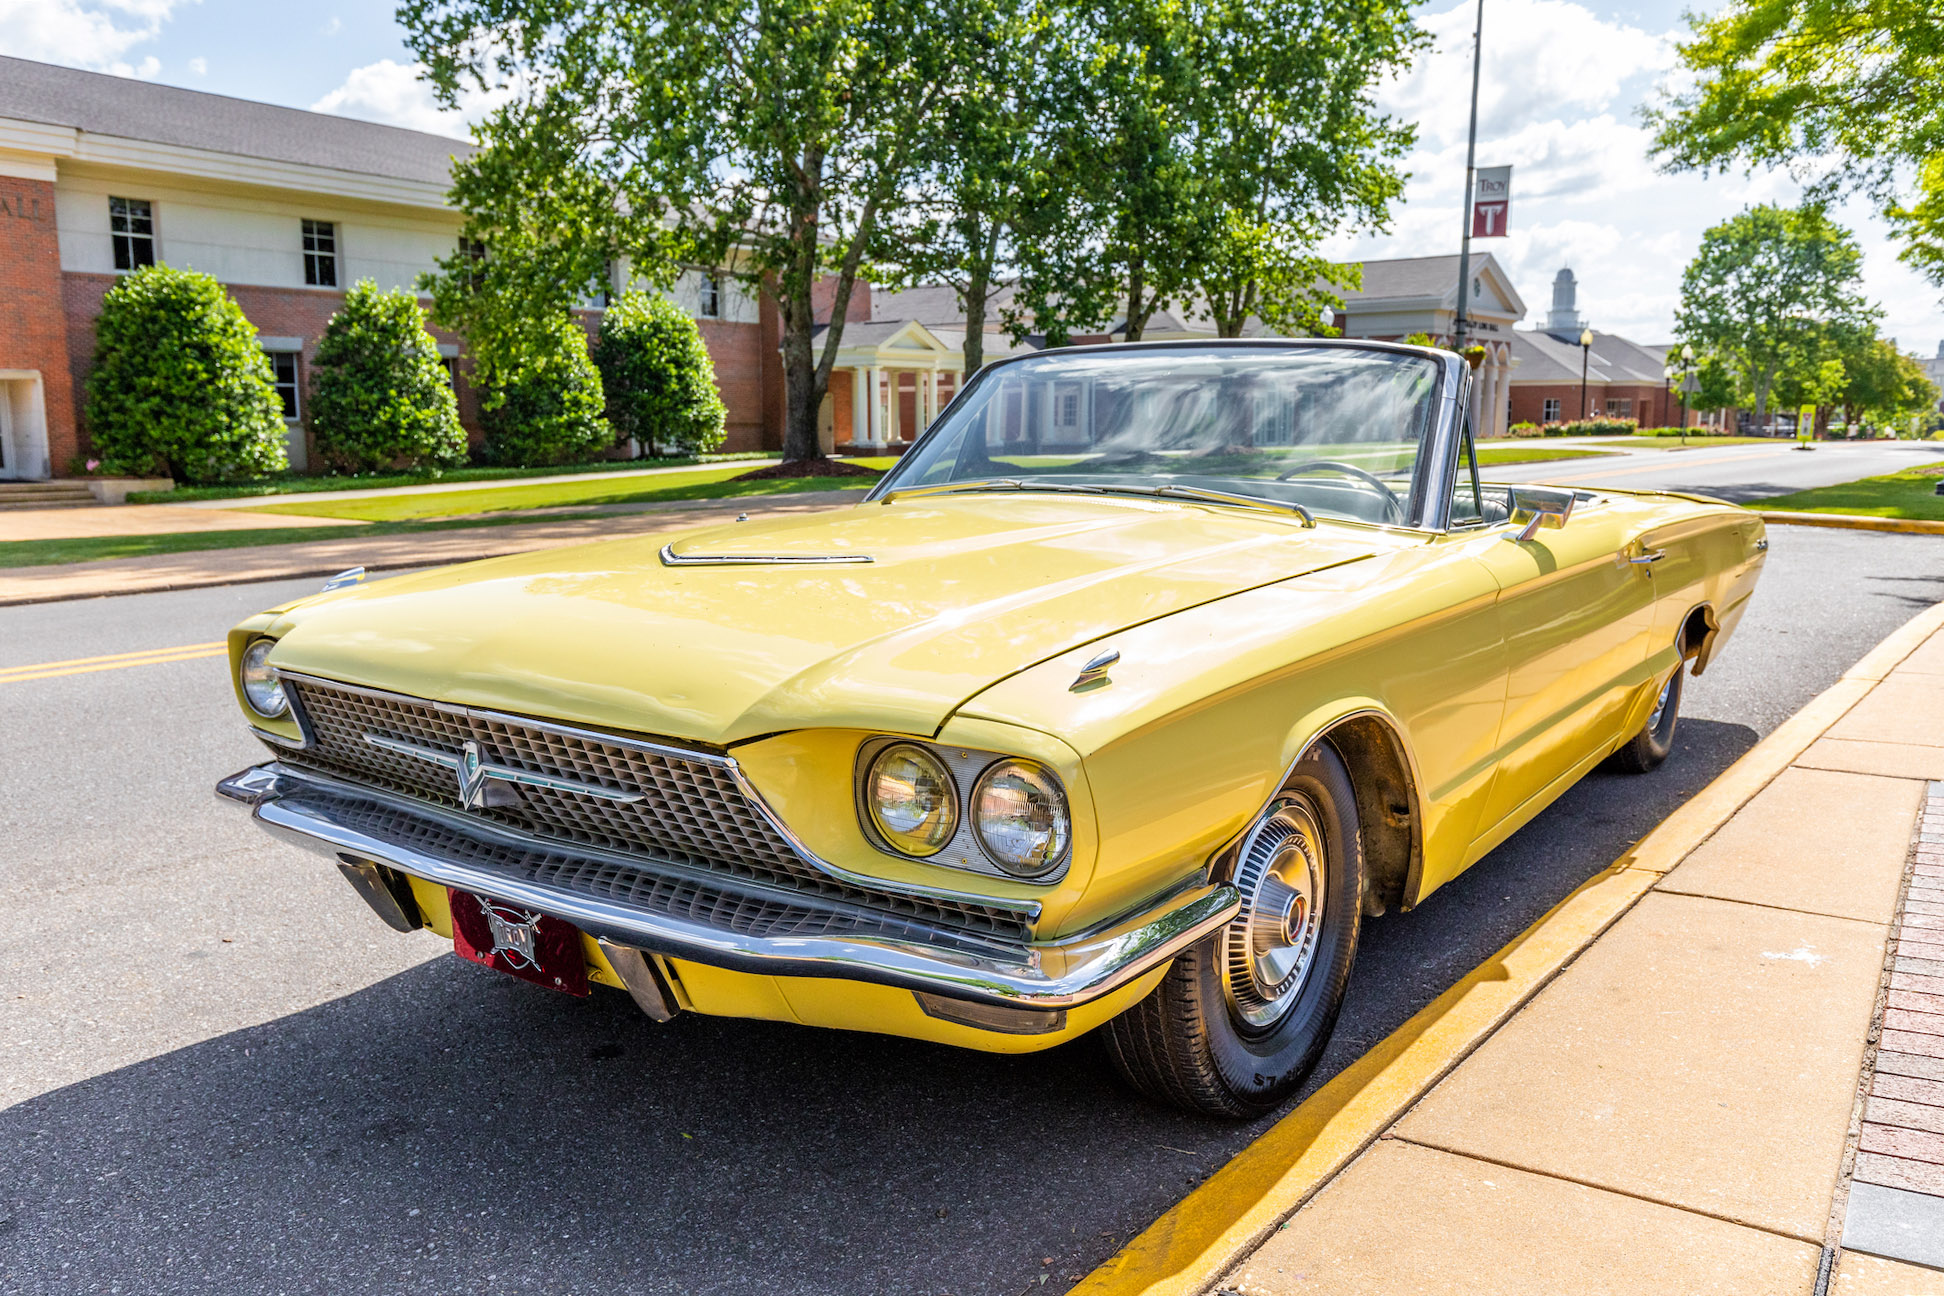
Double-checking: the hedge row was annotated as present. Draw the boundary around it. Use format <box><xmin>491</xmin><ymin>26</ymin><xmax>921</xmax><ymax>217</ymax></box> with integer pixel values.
<box><xmin>84</xmin><ymin>266</ymin><xmax>727</xmax><ymax>483</ymax></box>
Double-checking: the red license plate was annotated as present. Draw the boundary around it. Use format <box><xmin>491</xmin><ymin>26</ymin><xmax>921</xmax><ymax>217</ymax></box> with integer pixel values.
<box><xmin>448</xmin><ymin>888</ymin><xmax>589</xmax><ymax>996</ymax></box>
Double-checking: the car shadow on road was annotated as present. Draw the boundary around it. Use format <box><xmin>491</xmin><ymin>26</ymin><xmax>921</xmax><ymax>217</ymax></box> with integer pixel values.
<box><xmin>1</xmin><ymin>720</ymin><xmax>1757</xmax><ymax>1296</ymax></box>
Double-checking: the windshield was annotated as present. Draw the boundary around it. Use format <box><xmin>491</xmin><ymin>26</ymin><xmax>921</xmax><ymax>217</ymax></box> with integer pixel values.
<box><xmin>873</xmin><ymin>344</ymin><xmax>1448</xmax><ymax>526</ymax></box>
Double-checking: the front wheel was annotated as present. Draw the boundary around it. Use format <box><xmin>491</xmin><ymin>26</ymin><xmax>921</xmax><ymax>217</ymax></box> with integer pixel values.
<box><xmin>1608</xmin><ymin>666</ymin><xmax>1684</xmax><ymax>774</ymax></box>
<box><xmin>1102</xmin><ymin>742</ymin><xmax>1364</xmax><ymax>1118</ymax></box>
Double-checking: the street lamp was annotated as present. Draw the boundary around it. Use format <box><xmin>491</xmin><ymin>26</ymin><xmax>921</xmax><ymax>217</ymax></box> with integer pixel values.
<box><xmin>1579</xmin><ymin>327</ymin><xmax>1594</xmax><ymax>419</ymax></box>
<box><xmin>1676</xmin><ymin>343</ymin><xmax>1695</xmax><ymax>444</ymax></box>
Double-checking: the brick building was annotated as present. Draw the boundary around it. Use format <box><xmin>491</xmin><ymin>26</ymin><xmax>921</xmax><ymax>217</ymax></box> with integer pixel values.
<box><xmin>0</xmin><ymin>57</ymin><xmax>926</xmax><ymax>480</ymax></box>
<box><xmin>1504</xmin><ymin>270</ymin><xmax>1685</xmax><ymax>429</ymax></box>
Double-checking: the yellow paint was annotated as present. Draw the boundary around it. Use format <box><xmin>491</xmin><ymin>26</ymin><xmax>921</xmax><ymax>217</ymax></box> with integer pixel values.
<box><xmin>1072</xmin><ymin>592</ymin><xmax>1937</xmax><ymax>1296</ymax></box>
<box><xmin>233</xmin><ymin>487</ymin><xmax>1763</xmax><ymax>1048</ymax></box>
<box><xmin>0</xmin><ymin>641</ymin><xmax>225</xmax><ymax>683</ymax></box>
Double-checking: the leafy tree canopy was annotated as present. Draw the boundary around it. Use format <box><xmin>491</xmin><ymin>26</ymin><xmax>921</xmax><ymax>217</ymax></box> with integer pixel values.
<box><xmin>308</xmin><ymin>279</ymin><xmax>467</xmax><ymax>474</ymax></box>
<box><xmin>593</xmin><ymin>291</ymin><xmax>728</xmax><ymax>456</ymax></box>
<box><xmin>1674</xmin><ymin>204</ymin><xmax>1875</xmax><ymax>425</ymax></box>
<box><xmin>1648</xmin><ymin>0</ymin><xmax>1944</xmax><ymax>288</ymax></box>
<box><xmin>86</xmin><ymin>264</ymin><xmax>288</xmax><ymax>483</ymax></box>
<box><xmin>402</xmin><ymin>0</ymin><xmax>975</xmax><ymax>462</ymax></box>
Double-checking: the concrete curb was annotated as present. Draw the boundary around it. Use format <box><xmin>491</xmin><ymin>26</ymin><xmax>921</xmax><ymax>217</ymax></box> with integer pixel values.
<box><xmin>1074</xmin><ymin>595</ymin><xmax>1944</xmax><ymax>1296</ymax></box>
<box><xmin>1759</xmin><ymin>511</ymin><xmax>1944</xmax><ymax>536</ymax></box>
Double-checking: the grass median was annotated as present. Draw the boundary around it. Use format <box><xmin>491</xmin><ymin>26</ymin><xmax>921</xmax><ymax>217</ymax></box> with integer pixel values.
<box><xmin>1751</xmin><ymin>459</ymin><xmax>1944</xmax><ymax>521</ymax></box>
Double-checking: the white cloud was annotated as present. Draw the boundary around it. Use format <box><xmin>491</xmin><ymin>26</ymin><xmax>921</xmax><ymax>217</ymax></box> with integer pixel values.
<box><xmin>310</xmin><ymin>57</ymin><xmax>506</xmax><ymax>141</ymax></box>
<box><xmin>0</xmin><ymin>0</ymin><xmax>184</xmax><ymax>75</ymax></box>
<box><xmin>187</xmin><ymin>55</ymin><xmax>205</xmax><ymax>75</ymax></box>
<box><xmin>1329</xmin><ymin>0</ymin><xmax>1943</xmax><ymax>354</ymax></box>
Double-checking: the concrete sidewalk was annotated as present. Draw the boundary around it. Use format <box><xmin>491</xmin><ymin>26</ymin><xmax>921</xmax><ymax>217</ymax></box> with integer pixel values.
<box><xmin>1215</xmin><ymin>622</ymin><xmax>1944</xmax><ymax>1291</ymax></box>
<box><xmin>0</xmin><ymin>490</ymin><xmax>858</xmax><ymax>606</ymax></box>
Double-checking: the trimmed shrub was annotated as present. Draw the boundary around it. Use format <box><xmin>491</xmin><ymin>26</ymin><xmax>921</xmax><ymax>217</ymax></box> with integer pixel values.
<box><xmin>1509</xmin><ymin>421</ymin><xmax>1541</xmax><ymax>438</ymax></box>
<box><xmin>86</xmin><ymin>264</ymin><xmax>287</xmax><ymax>483</ymax></box>
<box><xmin>1545</xmin><ymin>417</ymin><xmax>1637</xmax><ymax>437</ymax></box>
<box><xmin>593</xmin><ymin>291</ymin><xmax>728</xmax><ymax>456</ymax></box>
<box><xmin>478</xmin><ymin>313</ymin><xmax>609</xmax><ymax>466</ymax></box>
<box><xmin>308</xmin><ymin>280</ymin><xmax>467</xmax><ymax>474</ymax></box>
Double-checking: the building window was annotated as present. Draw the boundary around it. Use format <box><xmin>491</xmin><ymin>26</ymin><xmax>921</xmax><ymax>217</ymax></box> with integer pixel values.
<box><xmin>1542</xmin><ymin>398</ymin><xmax>1561</xmax><ymax>422</ymax></box>
<box><xmin>266</xmin><ymin>350</ymin><xmax>300</xmax><ymax>420</ymax></box>
<box><xmin>109</xmin><ymin>197</ymin><xmax>155</xmax><ymax>271</ymax></box>
<box><xmin>698</xmin><ymin>269</ymin><xmax>722</xmax><ymax>319</ymax></box>
<box><xmin>1605</xmin><ymin>397</ymin><xmax>1633</xmax><ymax>417</ymax></box>
<box><xmin>302</xmin><ymin>219</ymin><xmax>338</xmax><ymax>287</ymax></box>
<box><xmin>459</xmin><ymin>237</ymin><xmax>487</xmax><ymax>288</ymax></box>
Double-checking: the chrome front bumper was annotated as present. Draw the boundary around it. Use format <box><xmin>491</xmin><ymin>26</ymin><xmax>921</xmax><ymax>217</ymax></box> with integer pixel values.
<box><xmin>218</xmin><ymin>761</ymin><xmax>1238</xmax><ymax>1010</ymax></box>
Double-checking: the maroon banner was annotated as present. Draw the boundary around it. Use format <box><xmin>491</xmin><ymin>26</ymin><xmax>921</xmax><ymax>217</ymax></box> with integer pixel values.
<box><xmin>1471</xmin><ymin>166</ymin><xmax>1511</xmax><ymax>238</ymax></box>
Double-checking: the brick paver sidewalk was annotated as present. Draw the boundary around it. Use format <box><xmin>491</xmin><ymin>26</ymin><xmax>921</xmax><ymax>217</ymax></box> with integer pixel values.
<box><xmin>1220</xmin><ymin>624</ymin><xmax>1944</xmax><ymax>1294</ymax></box>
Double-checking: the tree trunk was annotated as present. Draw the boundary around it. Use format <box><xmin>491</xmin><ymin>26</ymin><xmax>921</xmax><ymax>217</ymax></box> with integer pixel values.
<box><xmin>1123</xmin><ymin>256</ymin><xmax>1147</xmax><ymax>342</ymax></box>
<box><xmin>963</xmin><ymin>267</ymin><xmax>988</xmax><ymax>377</ymax></box>
<box><xmin>778</xmin><ymin>289</ymin><xmax>824</xmax><ymax>462</ymax></box>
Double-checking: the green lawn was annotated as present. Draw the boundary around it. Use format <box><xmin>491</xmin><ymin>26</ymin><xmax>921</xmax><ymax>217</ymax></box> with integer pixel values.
<box><xmin>248</xmin><ymin>462</ymin><xmax>885</xmax><ymax>523</ymax></box>
<box><xmin>1474</xmin><ymin>445</ymin><xmax>1610</xmax><ymax>466</ymax></box>
<box><xmin>1750</xmin><ymin>461</ymin><xmax>1944</xmax><ymax>520</ymax></box>
<box><xmin>127</xmin><ymin>451</ymin><xmax>783</xmax><ymax>504</ymax></box>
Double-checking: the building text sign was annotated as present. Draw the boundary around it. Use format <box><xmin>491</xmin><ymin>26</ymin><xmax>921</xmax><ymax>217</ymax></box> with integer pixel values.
<box><xmin>1471</xmin><ymin>166</ymin><xmax>1511</xmax><ymax>238</ymax></box>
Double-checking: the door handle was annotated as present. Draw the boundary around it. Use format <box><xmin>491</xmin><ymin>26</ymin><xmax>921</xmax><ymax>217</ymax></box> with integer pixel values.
<box><xmin>1626</xmin><ymin>549</ymin><xmax>1666</xmax><ymax>565</ymax></box>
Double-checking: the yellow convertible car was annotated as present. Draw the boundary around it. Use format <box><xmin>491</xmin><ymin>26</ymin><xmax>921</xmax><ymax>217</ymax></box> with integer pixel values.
<box><xmin>218</xmin><ymin>340</ymin><xmax>1765</xmax><ymax>1116</ymax></box>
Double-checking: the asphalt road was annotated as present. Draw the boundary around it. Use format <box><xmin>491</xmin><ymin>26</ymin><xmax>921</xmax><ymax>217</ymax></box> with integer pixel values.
<box><xmin>5</xmin><ymin>524</ymin><xmax>1944</xmax><ymax>1295</ymax></box>
<box><xmin>1491</xmin><ymin>436</ymin><xmax>1941</xmax><ymax>502</ymax></box>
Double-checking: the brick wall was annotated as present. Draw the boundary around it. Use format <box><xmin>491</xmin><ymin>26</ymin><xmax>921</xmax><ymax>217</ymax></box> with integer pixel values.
<box><xmin>0</xmin><ymin>176</ymin><xmax>78</xmax><ymax>476</ymax></box>
<box><xmin>1510</xmin><ymin>382</ymin><xmax>1688</xmax><ymax>428</ymax></box>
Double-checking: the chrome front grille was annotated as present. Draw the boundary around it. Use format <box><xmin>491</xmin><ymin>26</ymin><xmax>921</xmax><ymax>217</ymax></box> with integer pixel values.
<box><xmin>280</xmin><ymin>676</ymin><xmax>1029</xmax><ymax>943</ymax></box>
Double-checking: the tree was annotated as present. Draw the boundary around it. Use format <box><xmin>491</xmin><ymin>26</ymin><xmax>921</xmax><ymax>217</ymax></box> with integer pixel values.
<box><xmin>403</xmin><ymin>0</ymin><xmax>970</xmax><ymax>465</ymax></box>
<box><xmin>1839</xmin><ymin>339</ymin><xmax>1938</xmax><ymax>431</ymax></box>
<box><xmin>1181</xmin><ymin>0</ymin><xmax>1419</xmax><ymax>338</ymax></box>
<box><xmin>593</xmin><ymin>291</ymin><xmax>728</xmax><ymax>457</ymax></box>
<box><xmin>477</xmin><ymin>313</ymin><xmax>609</xmax><ymax>466</ymax></box>
<box><xmin>1648</xmin><ymin>0</ymin><xmax>1944</xmax><ymax>290</ymax></box>
<box><xmin>1674</xmin><ymin>204</ymin><xmax>1874</xmax><ymax>430</ymax></box>
<box><xmin>86</xmin><ymin>264</ymin><xmax>287</xmax><ymax>483</ymax></box>
<box><xmin>869</xmin><ymin>0</ymin><xmax>1056</xmax><ymax>376</ymax></box>
<box><xmin>308</xmin><ymin>280</ymin><xmax>467</xmax><ymax>474</ymax></box>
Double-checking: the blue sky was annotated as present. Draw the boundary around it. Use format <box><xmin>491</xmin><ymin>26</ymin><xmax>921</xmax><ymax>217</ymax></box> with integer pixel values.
<box><xmin>3</xmin><ymin>0</ymin><xmax>1938</xmax><ymax>355</ymax></box>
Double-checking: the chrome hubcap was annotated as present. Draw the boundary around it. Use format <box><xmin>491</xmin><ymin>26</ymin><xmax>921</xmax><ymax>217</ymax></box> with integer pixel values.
<box><xmin>1648</xmin><ymin>675</ymin><xmax>1674</xmax><ymax>731</ymax></box>
<box><xmin>1222</xmin><ymin>796</ymin><xmax>1327</xmax><ymax>1033</ymax></box>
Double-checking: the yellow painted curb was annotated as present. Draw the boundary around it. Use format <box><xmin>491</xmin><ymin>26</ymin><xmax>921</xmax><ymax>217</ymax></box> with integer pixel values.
<box><xmin>1758</xmin><ymin>511</ymin><xmax>1944</xmax><ymax>535</ymax></box>
<box><xmin>1073</xmin><ymin>597</ymin><xmax>1944</xmax><ymax>1296</ymax></box>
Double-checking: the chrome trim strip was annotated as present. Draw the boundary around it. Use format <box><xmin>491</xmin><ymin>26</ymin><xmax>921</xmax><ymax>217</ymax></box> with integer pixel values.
<box><xmin>226</xmin><ymin>761</ymin><xmax>1236</xmax><ymax>1009</ymax></box>
<box><xmin>660</xmin><ymin>543</ymin><xmax>873</xmax><ymax>566</ymax></box>
<box><xmin>250</xmin><ymin>724</ymin><xmax>307</xmax><ymax>750</ymax></box>
<box><xmin>362</xmin><ymin>732</ymin><xmax>647</xmax><ymax>805</ymax></box>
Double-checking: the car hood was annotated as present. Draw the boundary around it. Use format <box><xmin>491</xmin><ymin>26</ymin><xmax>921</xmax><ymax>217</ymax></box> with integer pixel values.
<box><xmin>263</xmin><ymin>495</ymin><xmax>1397</xmax><ymax>746</ymax></box>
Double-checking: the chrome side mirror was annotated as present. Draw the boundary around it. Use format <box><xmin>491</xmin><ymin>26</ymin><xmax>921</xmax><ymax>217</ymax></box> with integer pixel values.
<box><xmin>1507</xmin><ymin>486</ymin><xmax>1575</xmax><ymax>542</ymax></box>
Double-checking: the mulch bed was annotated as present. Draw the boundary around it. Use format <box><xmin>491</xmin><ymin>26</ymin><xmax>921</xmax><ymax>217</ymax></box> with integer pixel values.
<box><xmin>732</xmin><ymin>457</ymin><xmax>886</xmax><ymax>481</ymax></box>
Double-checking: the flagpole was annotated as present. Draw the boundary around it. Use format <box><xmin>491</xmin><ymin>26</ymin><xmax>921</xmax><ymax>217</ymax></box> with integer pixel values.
<box><xmin>1453</xmin><ymin>0</ymin><xmax>1485</xmax><ymax>352</ymax></box>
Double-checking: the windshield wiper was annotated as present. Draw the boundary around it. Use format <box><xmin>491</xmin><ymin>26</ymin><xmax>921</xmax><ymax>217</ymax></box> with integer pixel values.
<box><xmin>879</xmin><ymin>478</ymin><xmax>1104</xmax><ymax>504</ymax></box>
<box><xmin>1100</xmin><ymin>483</ymin><xmax>1317</xmax><ymax>527</ymax></box>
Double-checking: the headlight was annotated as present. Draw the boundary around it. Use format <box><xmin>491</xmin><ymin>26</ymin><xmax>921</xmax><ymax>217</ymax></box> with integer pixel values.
<box><xmin>865</xmin><ymin>743</ymin><xmax>958</xmax><ymax>857</ymax></box>
<box><xmin>239</xmin><ymin>638</ymin><xmax>289</xmax><ymax>719</ymax></box>
<box><xmin>971</xmin><ymin>759</ymin><xmax>1070</xmax><ymax>877</ymax></box>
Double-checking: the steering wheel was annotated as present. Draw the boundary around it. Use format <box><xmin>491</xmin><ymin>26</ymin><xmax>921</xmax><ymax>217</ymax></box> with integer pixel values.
<box><xmin>1273</xmin><ymin>459</ymin><xmax>1404</xmax><ymax>522</ymax></box>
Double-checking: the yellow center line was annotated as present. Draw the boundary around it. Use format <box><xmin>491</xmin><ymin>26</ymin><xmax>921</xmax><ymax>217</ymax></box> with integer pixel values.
<box><xmin>1522</xmin><ymin>448</ymin><xmax>1801</xmax><ymax>486</ymax></box>
<box><xmin>0</xmin><ymin>641</ymin><xmax>227</xmax><ymax>683</ymax></box>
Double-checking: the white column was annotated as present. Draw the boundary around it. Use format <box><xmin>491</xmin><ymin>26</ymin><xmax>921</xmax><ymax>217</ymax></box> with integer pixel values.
<box><xmin>848</xmin><ymin>368</ymin><xmax>865</xmax><ymax>445</ymax></box>
<box><xmin>865</xmin><ymin>366</ymin><xmax>879</xmax><ymax>445</ymax></box>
